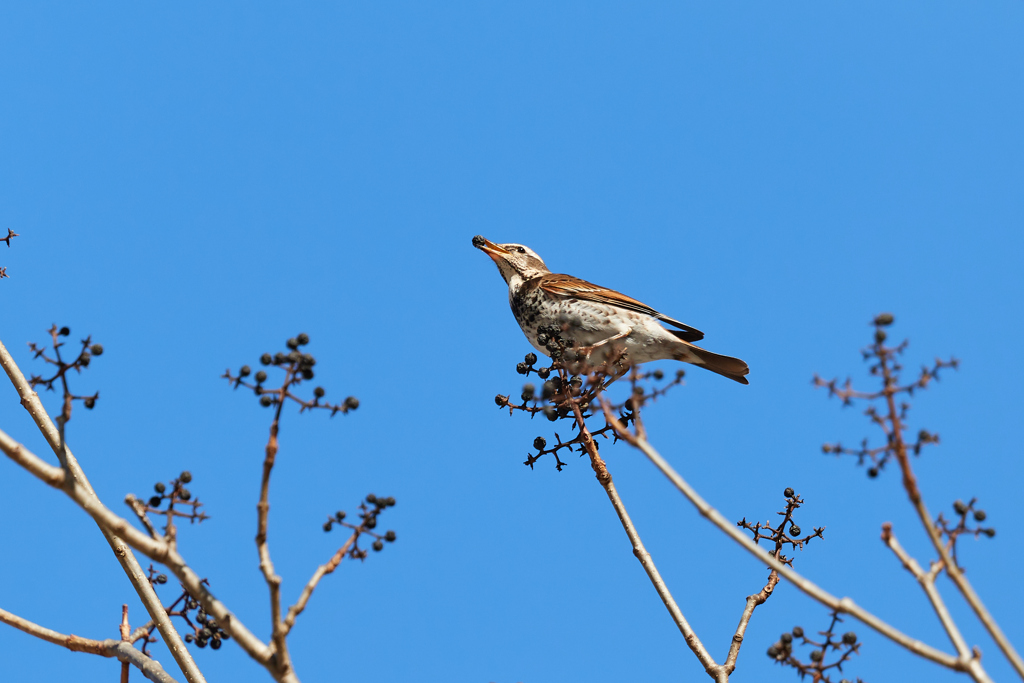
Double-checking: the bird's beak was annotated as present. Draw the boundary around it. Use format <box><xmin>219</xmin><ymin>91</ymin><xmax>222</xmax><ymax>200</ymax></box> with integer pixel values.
<box><xmin>472</xmin><ymin>235</ymin><xmax>510</xmax><ymax>260</ymax></box>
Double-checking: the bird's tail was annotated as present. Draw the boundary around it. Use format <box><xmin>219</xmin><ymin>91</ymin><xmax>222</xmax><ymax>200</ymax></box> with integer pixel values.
<box><xmin>673</xmin><ymin>341</ymin><xmax>750</xmax><ymax>385</ymax></box>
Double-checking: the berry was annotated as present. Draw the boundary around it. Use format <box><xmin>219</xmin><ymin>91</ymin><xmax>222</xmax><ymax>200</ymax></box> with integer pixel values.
<box><xmin>154</xmin><ymin>482</ymin><xmax>166</xmax><ymax>493</ymax></box>
<box><xmin>874</xmin><ymin>313</ymin><xmax>895</xmax><ymax>326</ymax></box>
<box><xmin>543</xmin><ymin>406</ymin><xmax>558</xmax><ymax>421</ymax></box>
<box><xmin>314</xmin><ymin>386</ymin><xmax>325</xmax><ymax>398</ymax></box>
<box><xmin>784</xmin><ymin>487</ymin><xmax>795</xmax><ymax>498</ymax></box>
<box><xmin>59</xmin><ymin>327</ymin><xmax>70</xmax><ymax>336</ymax></box>
<box><xmin>90</xmin><ymin>344</ymin><xmax>104</xmax><ymax>356</ymax></box>
<box><xmin>537</xmin><ymin>367</ymin><xmax>550</xmax><ymax>379</ymax></box>
<box><xmin>953</xmin><ymin>500</ymin><xmax>968</xmax><ymax>515</ymax></box>
<box><xmin>239</xmin><ymin>365</ymin><xmax>251</xmax><ymax>377</ymax></box>
<box><xmin>792</xmin><ymin>626</ymin><xmax>804</xmax><ymax>638</ymax></box>
<box><xmin>287</xmin><ymin>338</ymin><xmax>299</xmax><ymax>350</ymax></box>
<box><xmin>84</xmin><ymin>397</ymin><xmax>95</xmax><ymax>409</ymax></box>
<box><xmin>495</xmin><ymin>394</ymin><xmax>507</xmax><ymax>406</ymax></box>
<box><xmin>179</xmin><ymin>488</ymin><xmax>191</xmax><ymax>501</ymax></box>
<box><xmin>149</xmin><ymin>496</ymin><xmax>162</xmax><ymax>507</ymax></box>
<box><xmin>335</xmin><ymin>511</ymin><xmax>346</xmax><ymax>521</ymax></box>
<box><xmin>180</xmin><ymin>471</ymin><xmax>192</xmax><ymax>484</ymax></box>
<box><xmin>533</xmin><ymin>436</ymin><xmax>547</xmax><ymax>450</ymax></box>
<box><xmin>780</xmin><ymin>632</ymin><xmax>793</xmax><ymax>644</ymax></box>
<box><xmin>302</xmin><ymin>368</ymin><xmax>314</xmax><ymax>380</ymax></box>
<box><xmin>364</xmin><ymin>517</ymin><xmax>377</xmax><ymax>529</ymax></box>
<box><xmin>973</xmin><ymin>510</ymin><xmax>987</xmax><ymax>522</ymax></box>
<box><xmin>676</xmin><ymin>369</ymin><xmax>686</xmax><ymax>379</ymax></box>
<box><xmin>185</xmin><ymin>634</ymin><xmax>194</xmax><ymax>643</ymax></box>
<box><xmin>810</xmin><ymin>650</ymin><xmax>823</xmax><ymax>662</ymax></box>
<box><xmin>156</xmin><ymin>574</ymin><xmax>168</xmax><ymax>584</ymax></box>
<box><xmin>366</xmin><ymin>494</ymin><xmax>377</xmax><ymax>504</ymax></box>
<box><xmin>875</xmin><ymin>329</ymin><xmax>887</xmax><ymax>343</ymax></box>
<box><xmin>301</xmin><ymin>354</ymin><xmax>316</xmax><ymax>366</ymax></box>
<box><xmin>383</xmin><ymin>496</ymin><xmax>396</xmax><ymax>506</ymax></box>
<box><xmin>984</xmin><ymin>528</ymin><xmax>996</xmax><ymax>537</ymax></box>
<box><xmin>516</xmin><ymin>362</ymin><xmax>529</xmax><ymax>375</ymax></box>
<box><xmin>260</xmin><ymin>353</ymin><xmax>273</xmax><ymax>366</ymax></box>
<box><xmin>789</xmin><ymin>525</ymin><xmax>802</xmax><ymax>536</ymax></box>
<box><xmin>542</xmin><ymin>381</ymin><xmax>557</xmax><ymax>399</ymax></box>
<box><xmin>323</xmin><ymin>521</ymin><xmax>333</xmax><ymax>532</ymax></box>
<box><xmin>524</xmin><ymin>353</ymin><xmax>538</xmax><ymax>365</ymax></box>
<box><xmin>372</xmin><ymin>540</ymin><xmax>384</xmax><ymax>551</ymax></box>
<box><xmin>80</xmin><ymin>353</ymin><xmax>91</xmax><ymax>367</ymax></box>
<box><xmin>842</xmin><ymin>631</ymin><xmax>857</xmax><ymax>645</ymax></box>
<box><xmin>255</xmin><ymin>370</ymin><xmax>267</xmax><ymax>383</ymax></box>
<box><xmin>210</xmin><ymin>636</ymin><xmax>222</xmax><ymax>650</ymax></box>
<box><xmin>297</xmin><ymin>333</ymin><xmax>310</xmax><ymax>345</ymax></box>
<box><xmin>260</xmin><ymin>395</ymin><xmax>273</xmax><ymax>407</ymax></box>
<box><xmin>196</xmin><ymin>636</ymin><xmax>208</xmax><ymax>648</ymax></box>
<box><xmin>274</xmin><ymin>352</ymin><xmax>286</xmax><ymax>365</ymax></box>
<box><xmin>652</xmin><ymin>369</ymin><xmax>664</xmax><ymax>380</ymax></box>
<box><xmin>767</xmin><ymin>644</ymin><xmax>780</xmax><ymax>658</ymax></box>
<box><xmin>384</xmin><ymin>530</ymin><xmax>396</xmax><ymax>542</ymax></box>
<box><xmin>536</xmin><ymin>333</ymin><xmax>549</xmax><ymax>346</ymax></box>
<box><xmin>867</xmin><ymin>467</ymin><xmax>879</xmax><ymax>478</ymax></box>
<box><xmin>344</xmin><ymin>396</ymin><xmax>360</xmax><ymax>410</ymax></box>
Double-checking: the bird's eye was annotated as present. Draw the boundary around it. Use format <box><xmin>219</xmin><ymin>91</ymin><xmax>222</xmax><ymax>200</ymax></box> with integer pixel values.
<box><xmin>517</xmin><ymin>247</ymin><xmax>526</xmax><ymax>254</ymax></box>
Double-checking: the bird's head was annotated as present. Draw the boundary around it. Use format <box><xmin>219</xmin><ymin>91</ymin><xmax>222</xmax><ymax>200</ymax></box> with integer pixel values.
<box><xmin>472</xmin><ymin>235</ymin><xmax>550</xmax><ymax>284</ymax></box>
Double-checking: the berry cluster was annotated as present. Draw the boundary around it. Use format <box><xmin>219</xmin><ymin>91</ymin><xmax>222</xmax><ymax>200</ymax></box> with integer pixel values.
<box><xmin>136</xmin><ymin>569</ymin><xmax>230</xmax><ymax>654</ymax></box>
<box><xmin>737</xmin><ymin>488</ymin><xmax>825</xmax><ymax>567</ymax></box>
<box><xmin>323</xmin><ymin>494</ymin><xmax>398</xmax><ymax>558</ymax></box>
<box><xmin>27</xmin><ymin>325</ymin><xmax>104</xmax><ymax>410</ymax></box>
<box><xmin>223</xmin><ymin>333</ymin><xmax>358</xmax><ymax>416</ymax></box>
<box><xmin>936</xmin><ymin>497</ymin><xmax>996</xmax><ymax>569</ymax></box>
<box><xmin>815</xmin><ymin>313</ymin><xmax>957</xmax><ymax>477</ymax></box>
<box><xmin>767</xmin><ymin>614</ymin><xmax>864</xmax><ymax>683</ymax></box>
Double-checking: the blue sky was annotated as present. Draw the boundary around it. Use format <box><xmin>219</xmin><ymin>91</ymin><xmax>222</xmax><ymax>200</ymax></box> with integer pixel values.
<box><xmin>1</xmin><ymin>2</ymin><xmax>1023</xmax><ymax>682</ymax></box>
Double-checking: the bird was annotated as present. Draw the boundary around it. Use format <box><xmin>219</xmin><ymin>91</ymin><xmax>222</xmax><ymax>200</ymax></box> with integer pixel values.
<box><xmin>472</xmin><ymin>235</ymin><xmax>749</xmax><ymax>384</ymax></box>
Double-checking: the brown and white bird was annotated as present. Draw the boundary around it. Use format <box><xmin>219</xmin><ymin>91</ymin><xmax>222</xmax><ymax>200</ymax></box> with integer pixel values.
<box><xmin>473</xmin><ymin>235</ymin><xmax>749</xmax><ymax>384</ymax></box>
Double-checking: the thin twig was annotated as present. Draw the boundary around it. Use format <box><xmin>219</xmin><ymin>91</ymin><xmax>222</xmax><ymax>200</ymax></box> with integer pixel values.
<box><xmin>282</xmin><ymin>532</ymin><xmax>359</xmax><ymax>636</ymax></box>
<box><xmin>0</xmin><ymin>338</ymin><xmax>207</xmax><ymax>683</ymax></box>
<box><xmin>0</xmin><ymin>606</ymin><xmax>177</xmax><ymax>683</ymax></box>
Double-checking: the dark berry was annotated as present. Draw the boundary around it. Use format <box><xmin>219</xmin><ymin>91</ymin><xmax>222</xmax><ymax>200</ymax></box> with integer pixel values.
<box><xmin>780</xmin><ymin>632</ymin><xmax>793</xmax><ymax>643</ymax></box>
<box><xmin>867</xmin><ymin>467</ymin><xmax>879</xmax><ymax>478</ymax></box>
<box><xmin>301</xmin><ymin>353</ymin><xmax>316</xmax><ymax>366</ymax></box>
<box><xmin>792</xmin><ymin>626</ymin><xmax>804</xmax><ymax>638</ymax></box>
<box><xmin>154</xmin><ymin>482</ymin><xmax>166</xmax><ymax>493</ymax></box>
<box><xmin>156</xmin><ymin>574</ymin><xmax>168</xmax><ymax>584</ymax></box>
<box><xmin>973</xmin><ymin>510</ymin><xmax>987</xmax><ymax>522</ymax></box>
<box><xmin>652</xmin><ymin>369</ymin><xmax>664</xmax><ymax>380</ymax></box>
<box><xmin>287</xmin><ymin>338</ymin><xmax>299</xmax><ymax>350</ymax></box>
<box><xmin>80</xmin><ymin>354</ymin><xmax>91</xmax><ymax>367</ymax></box>
<box><xmin>537</xmin><ymin>367</ymin><xmax>550</xmax><ymax>379</ymax></box>
<box><xmin>335</xmin><ymin>511</ymin><xmax>346</xmax><ymax>521</ymax></box>
<box><xmin>676</xmin><ymin>369</ymin><xmax>686</xmax><ymax>379</ymax></box>
<box><xmin>297</xmin><ymin>333</ymin><xmax>310</xmax><ymax>345</ymax></box>
<box><xmin>384</xmin><ymin>530</ymin><xmax>396</xmax><ymax>542</ymax></box>
<box><xmin>541</xmin><ymin>381</ymin><xmax>557</xmax><ymax>399</ymax></box>
<box><xmin>59</xmin><ymin>327</ymin><xmax>70</xmax><ymax>336</ymax></box>
<box><xmin>301</xmin><ymin>368</ymin><xmax>314</xmax><ymax>380</ymax></box>
<box><xmin>810</xmin><ymin>650</ymin><xmax>823</xmax><ymax>662</ymax></box>
<box><xmin>323</xmin><ymin>521</ymin><xmax>333</xmax><ymax>532</ymax></box>
<box><xmin>372</xmin><ymin>540</ymin><xmax>384</xmax><ymax>551</ymax></box>
<box><xmin>383</xmin><ymin>496</ymin><xmax>396</xmax><ymax>506</ymax></box>
<box><xmin>255</xmin><ymin>370</ymin><xmax>267</xmax><ymax>383</ymax></box>
<box><xmin>784</xmin><ymin>487</ymin><xmax>795</xmax><ymax>498</ymax></box>
<box><xmin>314</xmin><ymin>386</ymin><xmax>325</xmax><ymax>398</ymax></box>
<box><xmin>196</xmin><ymin>636</ymin><xmax>208</xmax><ymax>648</ymax></box>
<box><xmin>344</xmin><ymin>396</ymin><xmax>359</xmax><ymax>410</ymax></box>
<box><xmin>516</xmin><ymin>362</ymin><xmax>529</xmax><ymax>375</ymax></box>
<box><xmin>536</xmin><ymin>333</ymin><xmax>549</xmax><ymax>346</ymax></box>
<box><xmin>953</xmin><ymin>500</ymin><xmax>968</xmax><ymax>515</ymax></box>
<box><xmin>180</xmin><ymin>471</ymin><xmax>192</xmax><ymax>484</ymax></box>
<box><xmin>544</xmin><ymin>406</ymin><xmax>557</xmax><ymax>421</ymax></box>
<box><xmin>533</xmin><ymin>436</ymin><xmax>546</xmax><ymax>450</ymax></box>
<box><xmin>874</xmin><ymin>313</ymin><xmax>895</xmax><ymax>327</ymax></box>
<box><xmin>185</xmin><ymin>634</ymin><xmax>194</xmax><ymax>643</ymax></box>
<box><xmin>149</xmin><ymin>496</ymin><xmax>162</xmax><ymax>507</ymax></box>
<box><xmin>767</xmin><ymin>644</ymin><xmax>780</xmax><ymax>658</ymax></box>
<box><xmin>260</xmin><ymin>395</ymin><xmax>273</xmax><ymax>407</ymax></box>
<box><xmin>842</xmin><ymin>631</ymin><xmax>857</xmax><ymax>645</ymax></box>
<box><xmin>239</xmin><ymin>365</ymin><xmax>251</xmax><ymax>377</ymax></box>
<box><xmin>984</xmin><ymin>528</ymin><xmax>996</xmax><ymax>537</ymax></box>
<box><xmin>495</xmin><ymin>394</ymin><xmax>507</xmax><ymax>406</ymax></box>
<box><xmin>179</xmin><ymin>488</ymin><xmax>191</xmax><ymax>501</ymax></box>
<box><xmin>274</xmin><ymin>352</ymin><xmax>286</xmax><ymax>364</ymax></box>
<box><xmin>90</xmin><ymin>344</ymin><xmax>104</xmax><ymax>356</ymax></box>
<box><xmin>524</xmin><ymin>352</ymin><xmax>538</xmax><ymax>365</ymax></box>
<box><xmin>366</xmin><ymin>493</ymin><xmax>377</xmax><ymax>504</ymax></box>
<box><xmin>364</xmin><ymin>517</ymin><xmax>377</xmax><ymax>529</ymax></box>
<box><xmin>260</xmin><ymin>353</ymin><xmax>272</xmax><ymax>366</ymax></box>
<box><xmin>210</xmin><ymin>636</ymin><xmax>222</xmax><ymax>650</ymax></box>
<box><xmin>875</xmin><ymin>329</ymin><xmax>887</xmax><ymax>343</ymax></box>
<box><xmin>789</xmin><ymin>525</ymin><xmax>802</xmax><ymax>537</ymax></box>
<box><xmin>84</xmin><ymin>397</ymin><xmax>95</xmax><ymax>409</ymax></box>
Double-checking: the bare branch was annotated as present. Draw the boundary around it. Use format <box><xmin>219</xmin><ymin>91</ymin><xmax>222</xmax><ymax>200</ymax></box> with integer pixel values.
<box><xmin>0</xmin><ymin>606</ymin><xmax>178</xmax><ymax>683</ymax></box>
<box><xmin>282</xmin><ymin>531</ymin><xmax>359</xmax><ymax>637</ymax></box>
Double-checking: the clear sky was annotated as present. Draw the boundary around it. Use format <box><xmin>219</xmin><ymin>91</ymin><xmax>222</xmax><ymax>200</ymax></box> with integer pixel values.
<box><xmin>2</xmin><ymin>3</ymin><xmax>1023</xmax><ymax>682</ymax></box>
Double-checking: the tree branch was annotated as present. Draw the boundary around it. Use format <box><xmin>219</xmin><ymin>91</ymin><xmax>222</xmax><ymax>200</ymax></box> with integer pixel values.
<box><xmin>282</xmin><ymin>531</ymin><xmax>359</xmax><ymax>637</ymax></box>
<box><xmin>0</xmin><ymin>606</ymin><xmax>178</xmax><ymax>683</ymax></box>
<box><xmin>0</xmin><ymin>337</ymin><xmax>207</xmax><ymax>683</ymax></box>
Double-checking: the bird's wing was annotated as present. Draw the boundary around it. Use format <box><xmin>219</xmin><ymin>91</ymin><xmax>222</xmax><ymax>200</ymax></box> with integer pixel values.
<box><xmin>536</xmin><ymin>274</ymin><xmax>705</xmax><ymax>342</ymax></box>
